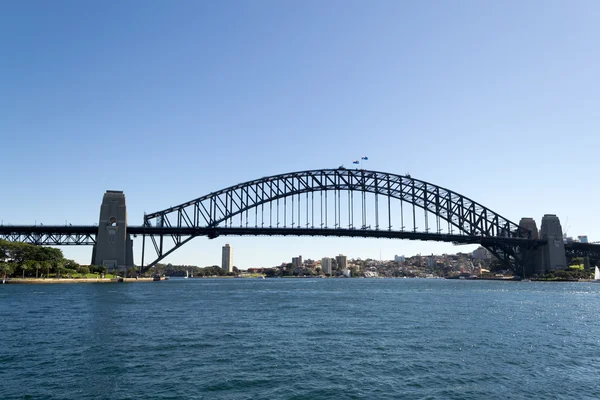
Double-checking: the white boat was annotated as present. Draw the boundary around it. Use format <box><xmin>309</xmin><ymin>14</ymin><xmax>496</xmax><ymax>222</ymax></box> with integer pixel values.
<box><xmin>593</xmin><ymin>266</ymin><xmax>600</xmax><ymax>282</ymax></box>
<box><xmin>184</xmin><ymin>270</ymin><xmax>189</xmax><ymax>279</ymax></box>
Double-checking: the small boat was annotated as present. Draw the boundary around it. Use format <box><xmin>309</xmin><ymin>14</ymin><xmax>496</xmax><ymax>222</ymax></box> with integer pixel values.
<box><xmin>153</xmin><ymin>274</ymin><xmax>161</xmax><ymax>281</ymax></box>
<box><xmin>184</xmin><ymin>270</ymin><xmax>189</xmax><ymax>279</ymax></box>
<box><xmin>593</xmin><ymin>266</ymin><xmax>600</xmax><ymax>282</ymax></box>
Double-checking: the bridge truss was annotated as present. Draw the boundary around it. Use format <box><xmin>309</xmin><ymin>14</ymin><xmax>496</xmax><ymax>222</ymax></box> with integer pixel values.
<box><xmin>565</xmin><ymin>242</ymin><xmax>600</xmax><ymax>267</ymax></box>
<box><xmin>0</xmin><ymin>225</ymin><xmax>97</xmax><ymax>245</ymax></box>
<box><xmin>141</xmin><ymin>168</ymin><xmax>540</xmax><ymax>271</ymax></box>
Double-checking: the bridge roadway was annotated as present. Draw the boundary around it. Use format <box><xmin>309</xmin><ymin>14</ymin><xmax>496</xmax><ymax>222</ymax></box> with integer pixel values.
<box><xmin>2</xmin><ymin>224</ymin><xmax>600</xmax><ymax>270</ymax></box>
<box><xmin>0</xmin><ymin>224</ymin><xmax>548</xmax><ymax>247</ymax></box>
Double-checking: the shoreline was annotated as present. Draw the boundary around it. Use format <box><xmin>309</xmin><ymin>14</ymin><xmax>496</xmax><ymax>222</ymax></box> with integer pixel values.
<box><xmin>3</xmin><ymin>277</ymin><xmax>156</xmax><ymax>284</ymax></box>
<box><xmin>3</xmin><ymin>277</ymin><xmax>596</xmax><ymax>284</ymax></box>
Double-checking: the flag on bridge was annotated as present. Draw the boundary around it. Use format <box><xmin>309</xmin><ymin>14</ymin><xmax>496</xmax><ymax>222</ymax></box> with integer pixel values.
<box><xmin>352</xmin><ymin>160</ymin><xmax>359</xmax><ymax>164</ymax></box>
<box><xmin>361</xmin><ymin>156</ymin><xmax>368</xmax><ymax>160</ymax></box>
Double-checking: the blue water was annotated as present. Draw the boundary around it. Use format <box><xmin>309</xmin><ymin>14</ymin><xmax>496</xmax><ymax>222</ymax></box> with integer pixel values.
<box><xmin>1</xmin><ymin>278</ymin><xmax>600</xmax><ymax>399</ymax></box>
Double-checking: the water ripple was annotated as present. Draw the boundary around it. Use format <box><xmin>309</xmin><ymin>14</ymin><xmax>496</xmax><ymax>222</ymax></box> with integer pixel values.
<box><xmin>2</xmin><ymin>279</ymin><xmax>599</xmax><ymax>399</ymax></box>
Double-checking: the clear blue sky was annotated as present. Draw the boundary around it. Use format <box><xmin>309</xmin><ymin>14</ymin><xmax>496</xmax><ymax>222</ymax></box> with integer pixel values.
<box><xmin>1</xmin><ymin>1</ymin><xmax>598</xmax><ymax>268</ymax></box>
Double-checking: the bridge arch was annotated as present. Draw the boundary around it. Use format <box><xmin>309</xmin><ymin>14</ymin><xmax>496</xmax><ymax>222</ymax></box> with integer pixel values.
<box><xmin>142</xmin><ymin>168</ymin><xmax>530</xmax><ymax>268</ymax></box>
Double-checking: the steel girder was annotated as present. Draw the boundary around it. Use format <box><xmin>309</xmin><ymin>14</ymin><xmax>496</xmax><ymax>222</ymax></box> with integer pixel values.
<box><xmin>141</xmin><ymin>168</ymin><xmax>533</xmax><ymax>269</ymax></box>
<box><xmin>565</xmin><ymin>242</ymin><xmax>600</xmax><ymax>266</ymax></box>
<box><xmin>0</xmin><ymin>225</ymin><xmax>97</xmax><ymax>245</ymax></box>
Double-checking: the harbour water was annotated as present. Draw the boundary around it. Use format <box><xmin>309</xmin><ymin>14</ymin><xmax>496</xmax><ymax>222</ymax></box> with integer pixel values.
<box><xmin>2</xmin><ymin>278</ymin><xmax>599</xmax><ymax>399</ymax></box>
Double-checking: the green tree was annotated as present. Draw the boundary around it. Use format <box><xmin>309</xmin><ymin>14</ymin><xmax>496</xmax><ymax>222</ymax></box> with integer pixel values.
<box><xmin>97</xmin><ymin>265</ymin><xmax>108</xmax><ymax>275</ymax></box>
<box><xmin>55</xmin><ymin>261</ymin><xmax>64</xmax><ymax>278</ymax></box>
<box><xmin>63</xmin><ymin>259</ymin><xmax>80</xmax><ymax>270</ymax></box>
<box><xmin>24</xmin><ymin>260</ymin><xmax>38</xmax><ymax>278</ymax></box>
<box><xmin>0</xmin><ymin>261</ymin><xmax>15</xmax><ymax>277</ymax></box>
<box><xmin>0</xmin><ymin>240</ymin><xmax>8</xmax><ymax>262</ymax></box>
<box><xmin>569</xmin><ymin>257</ymin><xmax>585</xmax><ymax>267</ymax></box>
<box><xmin>41</xmin><ymin>260</ymin><xmax>51</xmax><ymax>278</ymax></box>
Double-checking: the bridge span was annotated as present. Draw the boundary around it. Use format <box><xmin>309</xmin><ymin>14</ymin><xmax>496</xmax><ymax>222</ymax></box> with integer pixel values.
<box><xmin>1</xmin><ymin>168</ymin><xmax>598</xmax><ymax>276</ymax></box>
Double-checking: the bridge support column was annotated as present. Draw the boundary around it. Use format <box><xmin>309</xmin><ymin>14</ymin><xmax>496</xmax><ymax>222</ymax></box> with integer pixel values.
<box><xmin>518</xmin><ymin>217</ymin><xmax>542</xmax><ymax>277</ymax></box>
<box><xmin>92</xmin><ymin>190</ymin><xmax>134</xmax><ymax>272</ymax></box>
<box><xmin>540</xmin><ymin>214</ymin><xmax>567</xmax><ymax>272</ymax></box>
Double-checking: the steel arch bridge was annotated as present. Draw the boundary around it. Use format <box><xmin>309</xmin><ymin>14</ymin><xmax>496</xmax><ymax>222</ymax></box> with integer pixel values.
<box><xmin>140</xmin><ymin>168</ymin><xmax>541</xmax><ymax>270</ymax></box>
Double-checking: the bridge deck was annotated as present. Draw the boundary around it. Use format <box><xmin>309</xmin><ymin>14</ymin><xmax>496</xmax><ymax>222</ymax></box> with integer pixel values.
<box><xmin>0</xmin><ymin>225</ymin><xmax>547</xmax><ymax>246</ymax></box>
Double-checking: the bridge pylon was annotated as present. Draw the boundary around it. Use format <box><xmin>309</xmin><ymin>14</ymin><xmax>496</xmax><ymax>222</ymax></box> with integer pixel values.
<box><xmin>518</xmin><ymin>217</ymin><xmax>542</xmax><ymax>276</ymax></box>
<box><xmin>91</xmin><ymin>190</ymin><xmax>134</xmax><ymax>272</ymax></box>
<box><xmin>539</xmin><ymin>214</ymin><xmax>567</xmax><ymax>272</ymax></box>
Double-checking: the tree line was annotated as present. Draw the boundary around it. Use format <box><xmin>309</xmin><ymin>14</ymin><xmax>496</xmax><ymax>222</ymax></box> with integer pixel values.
<box><xmin>148</xmin><ymin>263</ymin><xmax>237</xmax><ymax>277</ymax></box>
<box><xmin>0</xmin><ymin>239</ymin><xmax>95</xmax><ymax>278</ymax></box>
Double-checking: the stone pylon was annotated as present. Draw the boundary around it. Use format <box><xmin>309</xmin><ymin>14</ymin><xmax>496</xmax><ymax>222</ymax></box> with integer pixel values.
<box><xmin>91</xmin><ymin>190</ymin><xmax>134</xmax><ymax>271</ymax></box>
<box><xmin>518</xmin><ymin>217</ymin><xmax>542</xmax><ymax>276</ymax></box>
<box><xmin>539</xmin><ymin>214</ymin><xmax>567</xmax><ymax>272</ymax></box>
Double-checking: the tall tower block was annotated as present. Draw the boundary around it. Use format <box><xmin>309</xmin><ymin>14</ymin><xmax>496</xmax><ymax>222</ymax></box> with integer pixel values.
<box><xmin>92</xmin><ymin>190</ymin><xmax>134</xmax><ymax>270</ymax></box>
<box><xmin>539</xmin><ymin>214</ymin><xmax>566</xmax><ymax>271</ymax></box>
<box><xmin>222</xmin><ymin>244</ymin><xmax>233</xmax><ymax>272</ymax></box>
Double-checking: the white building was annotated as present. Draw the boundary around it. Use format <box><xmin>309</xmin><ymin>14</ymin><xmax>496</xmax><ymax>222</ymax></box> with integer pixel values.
<box><xmin>321</xmin><ymin>257</ymin><xmax>332</xmax><ymax>275</ymax></box>
<box><xmin>222</xmin><ymin>244</ymin><xmax>233</xmax><ymax>272</ymax></box>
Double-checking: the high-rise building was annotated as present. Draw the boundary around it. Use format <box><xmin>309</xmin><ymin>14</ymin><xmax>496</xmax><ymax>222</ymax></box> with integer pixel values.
<box><xmin>336</xmin><ymin>254</ymin><xmax>347</xmax><ymax>269</ymax></box>
<box><xmin>394</xmin><ymin>255</ymin><xmax>405</xmax><ymax>263</ymax></box>
<box><xmin>222</xmin><ymin>244</ymin><xmax>233</xmax><ymax>272</ymax></box>
<box><xmin>321</xmin><ymin>257</ymin><xmax>332</xmax><ymax>275</ymax></box>
<box><xmin>292</xmin><ymin>255</ymin><xmax>303</xmax><ymax>268</ymax></box>
<box><xmin>425</xmin><ymin>255</ymin><xmax>436</xmax><ymax>268</ymax></box>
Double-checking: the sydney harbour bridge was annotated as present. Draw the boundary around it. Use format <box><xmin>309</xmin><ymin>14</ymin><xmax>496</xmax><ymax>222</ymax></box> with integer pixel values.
<box><xmin>1</xmin><ymin>168</ymin><xmax>599</xmax><ymax>276</ymax></box>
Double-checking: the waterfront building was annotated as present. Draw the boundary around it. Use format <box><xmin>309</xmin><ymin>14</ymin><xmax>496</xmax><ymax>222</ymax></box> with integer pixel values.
<box><xmin>415</xmin><ymin>254</ymin><xmax>422</xmax><ymax>267</ymax></box>
<box><xmin>222</xmin><ymin>244</ymin><xmax>233</xmax><ymax>272</ymax></box>
<box><xmin>321</xmin><ymin>257</ymin><xmax>332</xmax><ymax>275</ymax></box>
<box><xmin>425</xmin><ymin>255</ymin><xmax>436</xmax><ymax>268</ymax></box>
<box><xmin>292</xmin><ymin>255</ymin><xmax>303</xmax><ymax>268</ymax></box>
<box><xmin>336</xmin><ymin>254</ymin><xmax>347</xmax><ymax>269</ymax></box>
